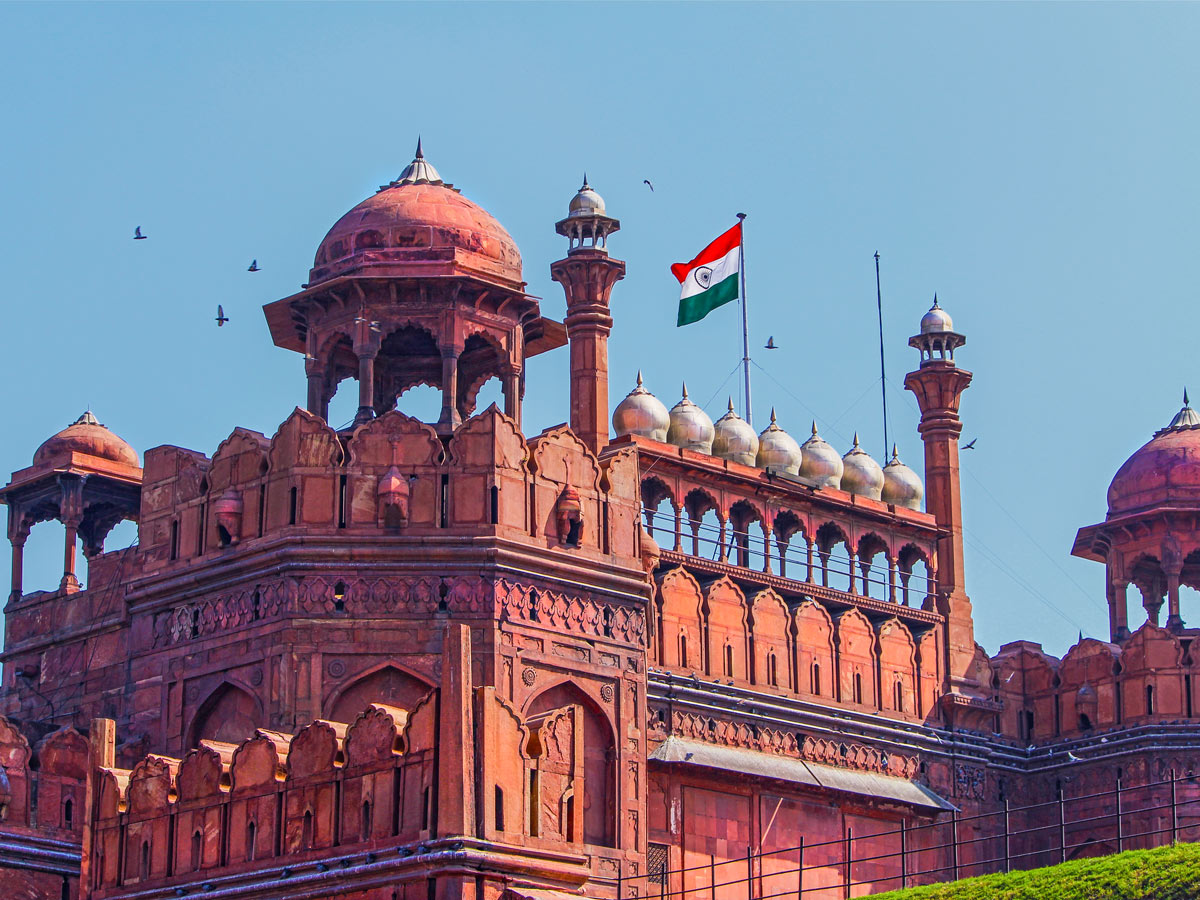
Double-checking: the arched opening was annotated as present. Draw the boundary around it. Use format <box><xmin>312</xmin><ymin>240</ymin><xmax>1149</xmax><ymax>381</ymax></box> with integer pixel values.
<box><xmin>679</xmin><ymin>633</ymin><xmax>690</xmax><ymax>669</ymax></box>
<box><xmin>494</xmin><ymin>786</ymin><xmax>504</xmax><ymax>832</ymax></box>
<box><xmin>327</xmin><ymin>665</ymin><xmax>434</xmax><ymax>723</ymax></box>
<box><xmin>457</xmin><ymin>334</ymin><xmax>508</xmax><ymax>418</ymax></box>
<box><xmin>302</xmin><ymin>810</ymin><xmax>314</xmax><ymax>849</ymax></box>
<box><xmin>326</xmin><ymin>379</ymin><xmax>361</xmax><ymax>430</ymax></box>
<box><xmin>728</xmin><ymin>500</ymin><xmax>765</xmax><ymax>569</ymax></box>
<box><xmin>893</xmin><ymin>678</ymin><xmax>904</xmax><ymax>713</ymax></box>
<box><xmin>527</xmin><ymin>683</ymin><xmax>616</xmax><ymax>848</ymax></box>
<box><xmin>853</xmin><ymin>671</ymin><xmax>863</xmax><ymax>705</ymax></box>
<box><xmin>1146</xmin><ymin>684</ymin><xmax>1156</xmax><ymax>716</ymax></box>
<box><xmin>394</xmin><ymin>383</ymin><xmax>443</xmax><ymax>423</ymax></box>
<box><xmin>816</xmin><ymin>522</ymin><xmax>852</xmax><ymax>592</ymax></box>
<box><xmin>333</xmin><ymin>581</ymin><xmax>347</xmax><ymax>613</ymax></box>
<box><xmin>684</xmin><ymin>490</ymin><xmax>722</xmax><ymax>561</ymax></box>
<box><xmin>857</xmin><ymin>534</ymin><xmax>890</xmax><ymax>602</ymax></box>
<box><xmin>898</xmin><ymin>545</ymin><xmax>932</xmax><ymax>607</ymax></box>
<box><xmin>191</xmin><ymin>829</ymin><xmax>202</xmax><ymax>871</ymax></box>
<box><xmin>140</xmin><ymin>840</ymin><xmax>150</xmax><ymax>880</ymax></box>
<box><xmin>811</xmin><ymin>662</ymin><xmax>822</xmax><ymax>696</ymax></box>
<box><xmin>189</xmin><ymin>683</ymin><xmax>262</xmax><ymax>747</ymax></box>
<box><xmin>772</xmin><ymin>511</ymin><xmax>805</xmax><ymax>579</ymax></box>
<box><xmin>723</xmin><ymin>643</ymin><xmax>735</xmax><ymax>677</ymax></box>
<box><xmin>246</xmin><ymin>820</ymin><xmax>257</xmax><ymax>861</ymax></box>
<box><xmin>362</xmin><ymin>800</ymin><xmax>373</xmax><ymax>840</ymax></box>
<box><xmin>641</xmin><ymin>478</ymin><xmax>675</xmax><ymax>546</ymax></box>
<box><xmin>767</xmin><ymin>652</ymin><xmax>778</xmax><ymax>687</ymax></box>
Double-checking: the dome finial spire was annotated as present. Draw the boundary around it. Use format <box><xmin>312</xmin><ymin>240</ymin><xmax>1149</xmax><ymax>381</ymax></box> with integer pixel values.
<box><xmin>389</xmin><ymin>138</ymin><xmax>444</xmax><ymax>187</ymax></box>
<box><xmin>1185</xmin><ymin>387</ymin><xmax>1190</xmax><ymax>408</ymax></box>
<box><xmin>932</xmin><ymin>293</ymin><xmax>940</xmax><ymax>309</ymax></box>
<box><xmin>581</xmin><ymin>171</ymin><xmax>589</xmax><ymax>190</ymax></box>
<box><xmin>415</xmin><ymin>135</ymin><xmax>424</xmax><ymax>159</ymax></box>
<box><xmin>636</xmin><ymin>370</ymin><xmax>644</xmax><ymax>388</ymax></box>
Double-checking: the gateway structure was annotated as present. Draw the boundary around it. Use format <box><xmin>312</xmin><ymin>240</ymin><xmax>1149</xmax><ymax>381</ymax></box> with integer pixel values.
<box><xmin>2</xmin><ymin>147</ymin><xmax>1199</xmax><ymax>900</ymax></box>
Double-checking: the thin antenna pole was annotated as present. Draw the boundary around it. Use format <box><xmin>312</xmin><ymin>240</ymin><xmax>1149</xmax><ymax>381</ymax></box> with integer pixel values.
<box><xmin>738</xmin><ymin>213</ymin><xmax>752</xmax><ymax>427</ymax></box>
<box><xmin>874</xmin><ymin>251</ymin><xmax>889</xmax><ymax>458</ymax></box>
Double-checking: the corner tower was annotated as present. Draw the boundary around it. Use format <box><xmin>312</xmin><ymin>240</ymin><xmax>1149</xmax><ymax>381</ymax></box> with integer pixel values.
<box><xmin>551</xmin><ymin>178</ymin><xmax>626</xmax><ymax>455</ymax></box>
<box><xmin>904</xmin><ymin>297</ymin><xmax>980</xmax><ymax>697</ymax></box>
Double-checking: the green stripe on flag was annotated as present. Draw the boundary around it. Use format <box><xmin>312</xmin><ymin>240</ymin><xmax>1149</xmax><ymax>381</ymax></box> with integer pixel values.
<box><xmin>677</xmin><ymin>272</ymin><xmax>739</xmax><ymax>327</ymax></box>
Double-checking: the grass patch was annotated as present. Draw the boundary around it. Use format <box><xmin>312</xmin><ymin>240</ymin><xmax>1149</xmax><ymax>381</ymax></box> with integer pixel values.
<box><xmin>868</xmin><ymin>842</ymin><xmax>1200</xmax><ymax>900</ymax></box>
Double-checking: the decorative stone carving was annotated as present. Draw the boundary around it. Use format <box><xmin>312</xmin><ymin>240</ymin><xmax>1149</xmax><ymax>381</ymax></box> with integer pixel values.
<box><xmin>377</xmin><ymin>466</ymin><xmax>411</xmax><ymax>528</ymax></box>
<box><xmin>555</xmin><ymin>485</ymin><xmax>583</xmax><ymax>546</ymax></box>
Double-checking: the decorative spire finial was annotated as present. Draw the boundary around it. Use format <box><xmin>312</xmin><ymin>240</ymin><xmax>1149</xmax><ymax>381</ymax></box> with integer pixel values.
<box><xmin>727</xmin><ymin>396</ymin><xmax>735</xmax><ymax>413</ymax></box>
<box><xmin>891</xmin><ymin>443</ymin><xmax>899</xmax><ymax>461</ymax></box>
<box><xmin>1186</xmin><ymin>387</ymin><xmax>1191</xmax><ymax>408</ymax></box>
<box><xmin>581</xmin><ymin>172</ymin><xmax>590</xmax><ymax>190</ymax></box>
<box><xmin>852</xmin><ymin>432</ymin><xmax>860</xmax><ymax>449</ymax></box>
<box><xmin>811</xmin><ymin>420</ymin><xmax>819</xmax><ymax>436</ymax></box>
<box><xmin>636</xmin><ymin>370</ymin><xmax>644</xmax><ymax>388</ymax></box>
<box><xmin>770</xmin><ymin>407</ymin><xmax>777</xmax><ymax>425</ymax></box>
<box><xmin>415</xmin><ymin>136</ymin><xmax>424</xmax><ymax>159</ymax></box>
<box><xmin>932</xmin><ymin>293</ymin><xmax>940</xmax><ymax>309</ymax></box>
<box><xmin>681</xmin><ymin>382</ymin><xmax>689</xmax><ymax>400</ymax></box>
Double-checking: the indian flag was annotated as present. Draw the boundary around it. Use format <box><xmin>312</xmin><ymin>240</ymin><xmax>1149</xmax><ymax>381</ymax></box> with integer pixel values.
<box><xmin>671</xmin><ymin>222</ymin><xmax>741</xmax><ymax>327</ymax></box>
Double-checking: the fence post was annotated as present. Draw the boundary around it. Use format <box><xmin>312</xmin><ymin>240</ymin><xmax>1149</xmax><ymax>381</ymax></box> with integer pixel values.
<box><xmin>844</xmin><ymin>827</ymin><xmax>853</xmax><ymax>900</ymax></box>
<box><xmin>1003</xmin><ymin>798</ymin><xmax>1010</xmax><ymax>874</ymax></box>
<box><xmin>900</xmin><ymin>820</ymin><xmax>907</xmax><ymax>889</ymax></box>
<box><xmin>711</xmin><ymin>853</ymin><xmax>716</xmax><ymax>900</ymax></box>
<box><xmin>660</xmin><ymin>859</ymin><xmax>666</xmax><ymax>900</ymax></box>
<box><xmin>1058</xmin><ymin>787</ymin><xmax>1066</xmax><ymax>864</ymax></box>
<box><xmin>950</xmin><ymin>810</ymin><xmax>959</xmax><ymax>881</ymax></box>
<box><xmin>797</xmin><ymin>837</ymin><xmax>804</xmax><ymax>900</ymax></box>
<box><xmin>746</xmin><ymin>844</ymin><xmax>753</xmax><ymax>900</ymax></box>
<box><xmin>1116</xmin><ymin>775</ymin><xmax>1123</xmax><ymax>853</ymax></box>
<box><xmin>1171</xmin><ymin>768</ymin><xmax>1179</xmax><ymax>845</ymax></box>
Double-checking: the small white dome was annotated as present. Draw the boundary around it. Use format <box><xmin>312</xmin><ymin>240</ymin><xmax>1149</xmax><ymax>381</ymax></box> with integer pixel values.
<box><xmin>881</xmin><ymin>445</ymin><xmax>923</xmax><ymax>510</ymax></box>
<box><xmin>799</xmin><ymin>422</ymin><xmax>843</xmax><ymax>488</ymax></box>
<box><xmin>568</xmin><ymin>175</ymin><xmax>606</xmax><ymax>217</ymax></box>
<box><xmin>612</xmin><ymin>371</ymin><xmax>670</xmax><ymax>441</ymax></box>
<box><xmin>840</xmin><ymin>434</ymin><xmax>884</xmax><ymax>500</ymax></box>
<box><xmin>666</xmin><ymin>384</ymin><xmax>715</xmax><ymax>453</ymax></box>
<box><xmin>920</xmin><ymin>295</ymin><xmax>954</xmax><ymax>334</ymax></box>
<box><xmin>756</xmin><ymin>408</ymin><xmax>803</xmax><ymax>475</ymax></box>
<box><xmin>712</xmin><ymin>398</ymin><xmax>759</xmax><ymax>466</ymax></box>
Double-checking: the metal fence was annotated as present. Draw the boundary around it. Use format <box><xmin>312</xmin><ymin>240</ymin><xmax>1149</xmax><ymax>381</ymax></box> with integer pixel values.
<box><xmin>621</xmin><ymin>769</ymin><xmax>1200</xmax><ymax>900</ymax></box>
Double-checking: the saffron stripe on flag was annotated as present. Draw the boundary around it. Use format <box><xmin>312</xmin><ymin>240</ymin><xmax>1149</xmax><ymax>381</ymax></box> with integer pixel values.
<box><xmin>670</xmin><ymin>223</ymin><xmax>742</xmax><ymax>283</ymax></box>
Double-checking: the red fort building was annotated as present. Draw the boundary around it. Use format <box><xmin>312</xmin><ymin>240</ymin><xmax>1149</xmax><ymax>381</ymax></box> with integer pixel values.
<box><xmin>3</xmin><ymin>146</ymin><xmax>1200</xmax><ymax>900</ymax></box>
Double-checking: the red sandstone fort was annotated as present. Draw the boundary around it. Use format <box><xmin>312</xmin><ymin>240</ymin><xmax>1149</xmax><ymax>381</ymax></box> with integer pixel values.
<box><xmin>2</xmin><ymin>145</ymin><xmax>1198</xmax><ymax>900</ymax></box>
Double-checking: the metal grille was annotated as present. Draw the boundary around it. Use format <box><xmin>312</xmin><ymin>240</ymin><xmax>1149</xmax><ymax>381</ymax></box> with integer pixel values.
<box><xmin>647</xmin><ymin>842</ymin><xmax>670</xmax><ymax>884</ymax></box>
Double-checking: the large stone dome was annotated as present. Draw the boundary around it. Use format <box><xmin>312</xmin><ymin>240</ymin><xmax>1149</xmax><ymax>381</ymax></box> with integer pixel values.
<box><xmin>1108</xmin><ymin>397</ymin><xmax>1200</xmax><ymax>516</ymax></box>
<box><xmin>309</xmin><ymin>143</ymin><xmax>522</xmax><ymax>289</ymax></box>
<box><xmin>34</xmin><ymin>411</ymin><xmax>139</xmax><ymax>468</ymax></box>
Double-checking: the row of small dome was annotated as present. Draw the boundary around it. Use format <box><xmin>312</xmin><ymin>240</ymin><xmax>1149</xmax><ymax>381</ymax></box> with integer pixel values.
<box><xmin>613</xmin><ymin>375</ymin><xmax>923</xmax><ymax>510</ymax></box>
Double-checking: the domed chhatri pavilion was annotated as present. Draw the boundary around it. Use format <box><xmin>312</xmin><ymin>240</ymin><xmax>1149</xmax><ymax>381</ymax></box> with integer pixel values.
<box><xmin>3</xmin><ymin>146</ymin><xmax>1200</xmax><ymax>900</ymax></box>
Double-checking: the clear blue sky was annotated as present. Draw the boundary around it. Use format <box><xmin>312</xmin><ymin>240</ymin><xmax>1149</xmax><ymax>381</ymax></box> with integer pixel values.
<box><xmin>2</xmin><ymin>2</ymin><xmax>1198</xmax><ymax>658</ymax></box>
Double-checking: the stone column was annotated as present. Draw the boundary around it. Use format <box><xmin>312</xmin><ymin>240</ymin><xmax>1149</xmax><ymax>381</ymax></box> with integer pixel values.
<box><xmin>888</xmin><ymin>556</ymin><xmax>898</xmax><ymax>604</ymax></box>
<box><xmin>439</xmin><ymin>347</ymin><xmax>462</xmax><ymax>430</ymax></box>
<box><xmin>673</xmin><ymin>504</ymin><xmax>683</xmax><ymax>552</ymax></box>
<box><xmin>354</xmin><ymin>350</ymin><xmax>378</xmax><ymax>426</ymax></box>
<box><xmin>502</xmin><ymin>368</ymin><xmax>521</xmax><ymax>428</ymax></box>
<box><xmin>1108</xmin><ymin>565</ymin><xmax>1130</xmax><ymax>641</ymax></box>
<box><xmin>59</xmin><ymin>477</ymin><xmax>84</xmax><ymax>594</ymax></box>
<box><xmin>9</xmin><ymin>518</ymin><xmax>29</xmax><ymax>602</ymax></box>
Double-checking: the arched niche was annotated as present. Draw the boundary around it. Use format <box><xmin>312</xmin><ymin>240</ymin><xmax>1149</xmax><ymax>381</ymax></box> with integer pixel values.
<box><xmin>326</xmin><ymin>664</ymin><xmax>436</xmax><ymax>723</ymax></box>
<box><xmin>189</xmin><ymin>683</ymin><xmax>262</xmax><ymax>748</ymax></box>
<box><xmin>526</xmin><ymin>682</ymin><xmax>616</xmax><ymax>848</ymax></box>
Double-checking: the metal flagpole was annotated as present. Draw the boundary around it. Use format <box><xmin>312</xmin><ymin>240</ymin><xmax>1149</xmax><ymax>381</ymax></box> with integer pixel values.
<box><xmin>874</xmin><ymin>251</ymin><xmax>889</xmax><ymax>459</ymax></box>
<box><xmin>738</xmin><ymin>213</ymin><xmax>752</xmax><ymax>427</ymax></box>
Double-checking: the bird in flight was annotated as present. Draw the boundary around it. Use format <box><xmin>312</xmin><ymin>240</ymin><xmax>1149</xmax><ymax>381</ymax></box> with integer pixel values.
<box><xmin>764</xmin><ymin>336</ymin><xmax>778</xmax><ymax>350</ymax></box>
<box><xmin>963</xmin><ymin>439</ymin><xmax>977</xmax><ymax>450</ymax></box>
<box><xmin>248</xmin><ymin>259</ymin><xmax>260</xmax><ymax>272</ymax></box>
<box><xmin>215</xmin><ymin>305</ymin><xmax>229</xmax><ymax>327</ymax></box>
<box><xmin>643</xmin><ymin>179</ymin><xmax>654</xmax><ymax>192</ymax></box>
<box><xmin>133</xmin><ymin>226</ymin><xmax>147</xmax><ymax>240</ymax></box>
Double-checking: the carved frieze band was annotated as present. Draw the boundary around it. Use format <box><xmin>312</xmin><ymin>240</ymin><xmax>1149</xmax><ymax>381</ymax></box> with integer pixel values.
<box><xmin>152</xmin><ymin>574</ymin><xmax>646</xmax><ymax>647</ymax></box>
<box><xmin>655</xmin><ymin>709</ymin><xmax>919</xmax><ymax>780</ymax></box>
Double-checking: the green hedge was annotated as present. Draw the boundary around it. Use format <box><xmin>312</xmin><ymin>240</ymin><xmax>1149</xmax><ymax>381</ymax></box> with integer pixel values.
<box><xmin>868</xmin><ymin>842</ymin><xmax>1200</xmax><ymax>900</ymax></box>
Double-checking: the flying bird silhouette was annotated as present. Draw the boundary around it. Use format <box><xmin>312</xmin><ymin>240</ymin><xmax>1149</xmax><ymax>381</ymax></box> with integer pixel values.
<box><xmin>247</xmin><ymin>259</ymin><xmax>260</xmax><ymax>272</ymax></box>
<box><xmin>133</xmin><ymin>226</ymin><xmax>147</xmax><ymax>240</ymax></box>
<box><xmin>963</xmin><ymin>439</ymin><xmax>977</xmax><ymax>450</ymax></box>
<box><xmin>643</xmin><ymin>179</ymin><xmax>654</xmax><ymax>192</ymax></box>
<box><xmin>764</xmin><ymin>336</ymin><xmax>778</xmax><ymax>350</ymax></box>
<box><xmin>215</xmin><ymin>305</ymin><xmax>229</xmax><ymax>327</ymax></box>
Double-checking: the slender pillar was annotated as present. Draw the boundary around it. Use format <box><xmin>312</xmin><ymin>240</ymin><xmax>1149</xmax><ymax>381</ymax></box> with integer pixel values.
<box><xmin>888</xmin><ymin>557</ymin><xmax>898</xmax><ymax>604</ymax></box>
<box><xmin>439</xmin><ymin>347</ymin><xmax>462</xmax><ymax>430</ymax></box>
<box><xmin>718</xmin><ymin>517</ymin><xmax>728</xmax><ymax>563</ymax></box>
<box><xmin>10</xmin><ymin>528</ymin><xmax>27</xmax><ymax>602</ymax></box>
<box><xmin>673</xmin><ymin>504</ymin><xmax>683</xmax><ymax>552</ymax></box>
<box><xmin>355</xmin><ymin>350</ymin><xmax>377</xmax><ymax>426</ymax></box>
<box><xmin>502</xmin><ymin>369</ymin><xmax>522</xmax><ymax>427</ymax></box>
<box><xmin>59</xmin><ymin>477</ymin><xmax>84</xmax><ymax>594</ymax></box>
<box><xmin>1108</xmin><ymin>571</ymin><xmax>1130</xmax><ymax>641</ymax></box>
<box><xmin>762</xmin><ymin>524</ymin><xmax>773</xmax><ymax>574</ymax></box>
<box><xmin>1166</xmin><ymin>567</ymin><xmax>1184</xmax><ymax>631</ymax></box>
